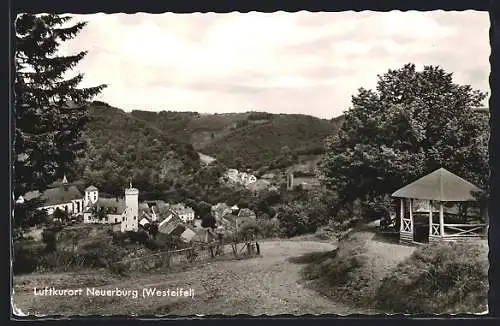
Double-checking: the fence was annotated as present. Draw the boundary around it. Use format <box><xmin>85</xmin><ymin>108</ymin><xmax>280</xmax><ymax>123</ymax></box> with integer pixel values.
<box><xmin>114</xmin><ymin>241</ymin><xmax>261</xmax><ymax>272</ymax></box>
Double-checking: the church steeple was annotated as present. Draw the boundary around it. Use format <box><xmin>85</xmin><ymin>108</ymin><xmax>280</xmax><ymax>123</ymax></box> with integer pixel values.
<box><xmin>62</xmin><ymin>174</ymin><xmax>68</xmax><ymax>184</ymax></box>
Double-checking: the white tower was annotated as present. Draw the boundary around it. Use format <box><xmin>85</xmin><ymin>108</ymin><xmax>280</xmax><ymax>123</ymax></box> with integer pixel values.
<box><xmin>84</xmin><ymin>185</ymin><xmax>99</xmax><ymax>207</ymax></box>
<box><xmin>121</xmin><ymin>183</ymin><xmax>139</xmax><ymax>232</ymax></box>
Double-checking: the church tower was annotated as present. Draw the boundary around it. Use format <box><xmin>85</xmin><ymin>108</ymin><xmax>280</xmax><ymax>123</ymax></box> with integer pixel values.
<box><xmin>121</xmin><ymin>182</ymin><xmax>139</xmax><ymax>232</ymax></box>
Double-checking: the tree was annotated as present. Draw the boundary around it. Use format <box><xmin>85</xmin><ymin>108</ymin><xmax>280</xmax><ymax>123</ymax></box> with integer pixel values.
<box><xmin>14</xmin><ymin>13</ymin><xmax>106</xmax><ymax>197</ymax></box>
<box><xmin>277</xmin><ymin>205</ymin><xmax>309</xmax><ymax>237</ymax></box>
<box><xmin>201</xmin><ymin>213</ymin><xmax>217</xmax><ymax>229</ymax></box>
<box><xmin>148</xmin><ymin>221</ymin><xmax>159</xmax><ymax>240</ymax></box>
<box><xmin>42</xmin><ymin>229</ymin><xmax>57</xmax><ymax>252</ymax></box>
<box><xmin>237</xmin><ymin>221</ymin><xmax>261</xmax><ymax>241</ymax></box>
<box><xmin>320</xmin><ymin>63</ymin><xmax>489</xmax><ymax>211</ymax></box>
<box><xmin>197</xmin><ymin>201</ymin><xmax>212</xmax><ymax>218</ymax></box>
<box><xmin>14</xmin><ymin>198</ymin><xmax>48</xmax><ymax>228</ymax></box>
<box><xmin>53</xmin><ymin>207</ymin><xmax>69</xmax><ymax>222</ymax></box>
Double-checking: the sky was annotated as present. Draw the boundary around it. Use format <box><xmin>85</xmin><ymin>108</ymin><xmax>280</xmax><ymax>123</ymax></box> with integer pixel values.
<box><xmin>57</xmin><ymin>11</ymin><xmax>489</xmax><ymax>119</ymax></box>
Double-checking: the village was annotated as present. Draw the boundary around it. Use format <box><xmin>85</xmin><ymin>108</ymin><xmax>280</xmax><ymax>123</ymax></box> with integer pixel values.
<box><xmin>15</xmin><ymin>173</ymin><xmax>262</xmax><ymax>245</ymax></box>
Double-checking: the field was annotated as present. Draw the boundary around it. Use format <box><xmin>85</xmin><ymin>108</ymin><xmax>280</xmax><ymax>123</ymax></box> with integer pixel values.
<box><xmin>12</xmin><ymin>240</ymin><xmax>375</xmax><ymax>316</ymax></box>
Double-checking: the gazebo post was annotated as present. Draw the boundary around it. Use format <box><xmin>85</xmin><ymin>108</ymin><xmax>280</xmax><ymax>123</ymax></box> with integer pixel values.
<box><xmin>439</xmin><ymin>201</ymin><xmax>444</xmax><ymax>238</ymax></box>
<box><xmin>429</xmin><ymin>200</ymin><xmax>433</xmax><ymax>242</ymax></box>
<box><xmin>399</xmin><ymin>198</ymin><xmax>404</xmax><ymax>232</ymax></box>
<box><xmin>409</xmin><ymin>198</ymin><xmax>414</xmax><ymax>235</ymax></box>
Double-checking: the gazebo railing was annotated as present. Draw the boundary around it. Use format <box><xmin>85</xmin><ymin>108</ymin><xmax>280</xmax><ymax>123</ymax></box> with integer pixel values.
<box><xmin>442</xmin><ymin>223</ymin><xmax>487</xmax><ymax>237</ymax></box>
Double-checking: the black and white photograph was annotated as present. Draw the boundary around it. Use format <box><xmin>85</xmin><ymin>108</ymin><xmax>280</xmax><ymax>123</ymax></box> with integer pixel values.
<box><xmin>12</xmin><ymin>10</ymin><xmax>490</xmax><ymax>316</ymax></box>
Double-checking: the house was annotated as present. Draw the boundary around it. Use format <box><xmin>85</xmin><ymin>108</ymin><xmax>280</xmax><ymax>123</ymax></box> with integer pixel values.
<box><xmin>261</xmin><ymin>173</ymin><xmax>276</xmax><ymax>180</ymax></box>
<box><xmin>230</xmin><ymin>205</ymin><xmax>239</xmax><ymax>214</ymax></box>
<box><xmin>84</xmin><ymin>197</ymin><xmax>126</xmax><ymax>224</ymax></box>
<box><xmin>170</xmin><ymin>203</ymin><xmax>195</xmax><ymax>223</ymax></box>
<box><xmin>211</xmin><ymin>203</ymin><xmax>231</xmax><ymax>222</ymax></box>
<box><xmin>22</xmin><ymin>175</ymin><xmax>85</xmax><ymax>217</ymax></box>
<box><xmin>139</xmin><ymin>216</ymin><xmax>151</xmax><ymax>229</ymax></box>
<box><xmin>227</xmin><ymin>169</ymin><xmax>239</xmax><ymax>178</ymax></box>
<box><xmin>180</xmin><ymin>228</ymin><xmax>197</xmax><ymax>243</ymax></box>
<box><xmin>158</xmin><ymin>213</ymin><xmax>185</xmax><ymax>236</ymax></box>
<box><xmin>84</xmin><ymin>185</ymin><xmax>99</xmax><ymax>208</ymax></box>
<box><xmin>191</xmin><ymin>227</ymin><xmax>218</xmax><ymax>243</ymax></box>
<box><xmin>223</xmin><ymin>169</ymin><xmax>258</xmax><ymax>186</ymax></box>
<box><xmin>237</xmin><ymin>208</ymin><xmax>257</xmax><ymax>224</ymax></box>
<box><xmin>84</xmin><ymin>183</ymin><xmax>141</xmax><ymax>232</ymax></box>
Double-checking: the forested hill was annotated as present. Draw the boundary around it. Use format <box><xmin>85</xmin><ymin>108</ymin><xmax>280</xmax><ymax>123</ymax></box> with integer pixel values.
<box><xmin>130</xmin><ymin>109</ymin><xmax>345</xmax><ymax>171</ymax></box>
<box><xmin>76</xmin><ymin>102</ymin><xmax>201</xmax><ymax>198</ymax></box>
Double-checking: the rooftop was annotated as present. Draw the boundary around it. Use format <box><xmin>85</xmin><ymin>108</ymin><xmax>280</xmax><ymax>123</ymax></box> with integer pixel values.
<box><xmin>391</xmin><ymin>168</ymin><xmax>482</xmax><ymax>202</ymax></box>
<box><xmin>38</xmin><ymin>185</ymin><xmax>83</xmax><ymax>206</ymax></box>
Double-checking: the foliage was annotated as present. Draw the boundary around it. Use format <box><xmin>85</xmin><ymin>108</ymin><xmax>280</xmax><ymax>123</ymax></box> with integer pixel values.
<box><xmin>237</xmin><ymin>221</ymin><xmax>262</xmax><ymax>241</ymax></box>
<box><xmin>320</xmin><ymin>63</ymin><xmax>489</xmax><ymax>211</ymax></box>
<box><xmin>375</xmin><ymin>242</ymin><xmax>488</xmax><ymax>313</ymax></box>
<box><xmin>204</xmin><ymin>114</ymin><xmax>344</xmax><ymax>170</ymax></box>
<box><xmin>13</xmin><ymin>242</ymin><xmax>44</xmax><ymax>274</ymax></box>
<box><xmin>197</xmin><ymin>201</ymin><xmax>213</xmax><ymax>217</ymax></box>
<box><xmin>277</xmin><ymin>205</ymin><xmax>310</xmax><ymax>237</ymax></box>
<box><xmin>144</xmin><ymin>238</ymin><xmax>161</xmax><ymax>251</ymax></box>
<box><xmin>14</xmin><ymin>199</ymin><xmax>48</xmax><ymax>228</ymax></box>
<box><xmin>148</xmin><ymin>222</ymin><xmax>159</xmax><ymax>239</ymax></box>
<box><xmin>53</xmin><ymin>207</ymin><xmax>69</xmax><ymax>221</ymax></box>
<box><xmin>201</xmin><ymin>213</ymin><xmax>217</xmax><ymax>229</ymax></box>
<box><xmin>77</xmin><ymin>102</ymin><xmax>201</xmax><ymax>198</ymax></box>
<box><xmin>41</xmin><ymin>229</ymin><xmax>57</xmax><ymax>252</ymax></box>
<box><xmin>125</xmin><ymin>230</ymin><xmax>149</xmax><ymax>244</ymax></box>
<box><xmin>134</xmin><ymin>109</ymin><xmax>344</xmax><ymax>171</ymax></box>
<box><xmin>256</xmin><ymin>218</ymin><xmax>281</xmax><ymax>238</ymax></box>
<box><xmin>14</xmin><ymin>14</ymin><xmax>106</xmax><ymax>197</ymax></box>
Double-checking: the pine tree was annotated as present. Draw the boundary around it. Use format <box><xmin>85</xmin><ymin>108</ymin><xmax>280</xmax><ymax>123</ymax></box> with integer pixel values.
<box><xmin>14</xmin><ymin>14</ymin><xmax>106</xmax><ymax>196</ymax></box>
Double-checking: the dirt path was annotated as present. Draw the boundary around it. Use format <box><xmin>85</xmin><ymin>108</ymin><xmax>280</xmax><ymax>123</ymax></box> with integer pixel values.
<box><xmin>13</xmin><ymin>240</ymin><xmax>370</xmax><ymax>316</ymax></box>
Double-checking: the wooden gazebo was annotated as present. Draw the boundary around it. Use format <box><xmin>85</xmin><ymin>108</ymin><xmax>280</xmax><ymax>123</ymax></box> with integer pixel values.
<box><xmin>392</xmin><ymin>168</ymin><xmax>488</xmax><ymax>245</ymax></box>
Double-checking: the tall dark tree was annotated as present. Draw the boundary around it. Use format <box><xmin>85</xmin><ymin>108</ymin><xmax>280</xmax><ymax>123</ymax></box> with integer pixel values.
<box><xmin>14</xmin><ymin>14</ymin><xmax>106</xmax><ymax>196</ymax></box>
<box><xmin>320</xmin><ymin>63</ymin><xmax>489</xmax><ymax>207</ymax></box>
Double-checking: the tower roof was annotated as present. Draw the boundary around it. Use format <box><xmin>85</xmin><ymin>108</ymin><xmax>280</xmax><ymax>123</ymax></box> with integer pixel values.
<box><xmin>391</xmin><ymin>168</ymin><xmax>482</xmax><ymax>202</ymax></box>
<box><xmin>85</xmin><ymin>185</ymin><xmax>98</xmax><ymax>191</ymax></box>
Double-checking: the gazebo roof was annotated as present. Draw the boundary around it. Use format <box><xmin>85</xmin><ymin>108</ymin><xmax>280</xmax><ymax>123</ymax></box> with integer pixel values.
<box><xmin>391</xmin><ymin>168</ymin><xmax>482</xmax><ymax>202</ymax></box>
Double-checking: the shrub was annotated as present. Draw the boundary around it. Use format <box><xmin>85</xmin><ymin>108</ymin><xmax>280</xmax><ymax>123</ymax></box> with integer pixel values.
<box><xmin>41</xmin><ymin>229</ymin><xmax>57</xmax><ymax>252</ymax></box>
<box><xmin>237</xmin><ymin>221</ymin><xmax>262</xmax><ymax>241</ymax></box>
<box><xmin>277</xmin><ymin>205</ymin><xmax>309</xmax><ymax>238</ymax></box>
<box><xmin>109</xmin><ymin>261</ymin><xmax>129</xmax><ymax>275</ymax></box>
<box><xmin>13</xmin><ymin>244</ymin><xmax>42</xmax><ymax>274</ymax></box>
<box><xmin>144</xmin><ymin>239</ymin><xmax>161</xmax><ymax>251</ymax></box>
<box><xmin>375</xmin><ymin>242</ymin><xmax>488</xmax><ymax>314</ymax></box>
<box><xmin>125</xmin><ymin>230</ymin><xmax>149</xmax><ymax>244</ymax></box>
<box><xmin>257</xmin><ymin>218</ymin><xmax>280</xmax><ymax>238</ymax></box>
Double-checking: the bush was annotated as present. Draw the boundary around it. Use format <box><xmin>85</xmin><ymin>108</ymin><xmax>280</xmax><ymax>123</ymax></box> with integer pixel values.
<box><xmin>374</xmin><ymin>242</ymin><xmax>488</xmax><ymax>314</ymax></box>
<box><xmin>144</xmin><ymin>239</ymin><xmax>161</xmax><ymax>251</ymax></box>
<box><xmin>237</xmin><ymin>221</ymin><xmax>261</xmax><ymax>241</ymax></box>
<box><xmin>277</xmin><ymin>205</ymin><xmax>309</xmax><ymax>238</ymax></box>
<box><xmin>109</xmin><ymin>261</ymin><xmax>129</xmax><ymax>275</ymax></box>
<box><xmin>125</xmin><ymin>230</ymin><xmax>149</xmax><ymax>244</ymax></box>
<box><xmin>13</xmin><ymin>244</ymin><xmax>42</xmax><ymax>274</ymax></box>
<box><xmin>257</xmin><ymin>218</ymin><xmax>280</xmax><ymax>238</ymax></box>
<box><xmin>41</xmin><ymin>229</ymin><xmax>57</xmax><ymax>252</ymax></box>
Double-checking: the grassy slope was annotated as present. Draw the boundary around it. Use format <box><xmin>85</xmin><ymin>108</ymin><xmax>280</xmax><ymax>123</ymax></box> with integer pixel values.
<box><xmin>297</xmin><ymin>228</ymin><xmax>488</xmax><ymax>314</ymax></box>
